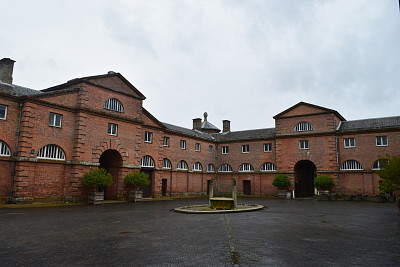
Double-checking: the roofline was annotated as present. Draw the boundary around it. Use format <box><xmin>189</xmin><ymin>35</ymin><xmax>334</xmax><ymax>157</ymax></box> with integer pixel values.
<box><xmin>273</xmin><ymin>101</ymin><xmax>346</xmax><ymax>121</ymax></box>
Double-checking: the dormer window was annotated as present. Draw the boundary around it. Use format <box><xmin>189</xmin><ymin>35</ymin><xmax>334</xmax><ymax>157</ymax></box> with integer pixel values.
<box><xmin>294</xmin><ymin>122</ymin><xmax>313</xmax><ymax>132</ymax></box>
<box><xmin>104</xmin><ymin>98</ymin><xmax>124</xmax><ymax>113</ymax></box>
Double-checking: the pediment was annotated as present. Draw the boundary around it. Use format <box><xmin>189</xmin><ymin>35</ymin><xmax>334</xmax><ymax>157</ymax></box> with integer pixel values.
<box><xmin>274</xmin><ymin>102</ymin><xmax>345</xmax><ymax>120</ymax></box>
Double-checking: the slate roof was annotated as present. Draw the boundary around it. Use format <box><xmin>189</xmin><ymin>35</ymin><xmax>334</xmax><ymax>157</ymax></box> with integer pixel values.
<box><xmin>213</xmin><ymin>128</ymin><xmax>276</xmax><ymax>142</ymax></box>
<box><xmin>162</xmin><ymin>122</ymin><xmax>215</xmax><ymax>140</ymax></box>
<box><xmin>201</xmin><ymin>120</ymin><xmax>220</xmax><ymax>131</ymax></box>
<box><xmin>0</xmin><ymin>81</ymin><xmax>41</xmax><ymax>96</ymax></box>
<box><xmin>339</xmin><ymin>116</ymin><xmax>400</xmax><ymax>132</ymax></box>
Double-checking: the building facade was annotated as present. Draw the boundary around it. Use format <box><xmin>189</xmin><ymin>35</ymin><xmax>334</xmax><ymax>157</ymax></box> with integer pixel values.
<box><xmin>1</xmin><ymin>58</ymin><xmax>399</xmax><ymax>202</ymax></box>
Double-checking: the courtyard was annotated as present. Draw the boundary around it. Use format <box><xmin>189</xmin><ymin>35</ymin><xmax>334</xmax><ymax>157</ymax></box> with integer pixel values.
<box><xmin>0</xmin><ymin>198</ymin><xmax>399</xmax><ymax>266</ymax></box>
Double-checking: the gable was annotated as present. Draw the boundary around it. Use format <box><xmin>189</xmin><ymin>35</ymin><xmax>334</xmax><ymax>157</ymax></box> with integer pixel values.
<box><xmin>274</xmin><ymin>102</ymin><xmax>345</xmax><ymax>121</ymax></box>
<box><xmin>142</xmin><ymin>108</ymin><xmax>166</xmax><ymax>129</ymax></box>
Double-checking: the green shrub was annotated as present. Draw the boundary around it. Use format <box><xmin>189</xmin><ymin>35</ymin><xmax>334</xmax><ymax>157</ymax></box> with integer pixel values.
<box><xmin>124</xmin><ymin>171</ymin><xmax>150</xmax><ymax>189</ymax></box>
<box><xmin>314</xmin><ymin>175</ymin><xmax>334</xmax><ymax>190</ymax></box>
<box><xmin>82</xmin><ymin>168</ymin><xmax>113</xmax><ymax>188</ymax></box>
<box><xmin>272</xmin><ymin>174</ymin><xmax>291</xmax><ymax>189</ymax></box>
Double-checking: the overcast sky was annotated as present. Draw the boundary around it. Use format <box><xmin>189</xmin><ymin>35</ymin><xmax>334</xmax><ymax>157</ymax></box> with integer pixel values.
<box><xmin>1</xmin><ymin>0</ymin><xmax>399</xmax><ymax>131</ymax></box>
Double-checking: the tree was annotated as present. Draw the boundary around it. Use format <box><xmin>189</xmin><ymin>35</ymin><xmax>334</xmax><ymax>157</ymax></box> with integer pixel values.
<box><xmin>378</xmin><ymin>156</ymin><xmax>400</xmax><ymax>195</ymax></box>
<box><xmin>272</xmin><ymin>174</ymin><xmax>291</xmax><ymax>190</ymax></box>
<box><xmin>82</xmin><ymin>168</ymin><xmax>113</xmax><ymax>189</ymax></box>
<box><xmin>124</xmin><ymin>171</ymin><xmax>150</xmax><ymax>190</ymax></box>
<box><xmin>314</xmin><ymin>175</ymin><xmax>334</xmax><ymax>191</ymax></box>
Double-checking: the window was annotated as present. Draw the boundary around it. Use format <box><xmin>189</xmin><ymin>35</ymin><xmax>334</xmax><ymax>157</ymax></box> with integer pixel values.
<box><xmin>376</xmin><ymin>136</ymin><xmax>388</xmax><ymax>146</ymax></box>
<box><xmin>180</xmin><ymin>140</ymin><xmax>186</xmax><ymax>150</ymax></box>
<box><xmin>37</xmin><ymin>144</ymin><xmax>65</xmax><ymax>160</ymax></box>
<box><xmin>294</xmin><ymin>122</ymin><xmax>313</xmax><ymax>132</ymax></box>
<box><xmin>177</xmin><ymin>160</ymin><xmax>188</xmax><ymax>170</ymax></box>
<box><xmin>218</xmin><ymin>164</ymin><xmax>233</xmax><ymax>172</ymax></box>
<box><xmin>195</xmin><ymin>143</ymin><xmax>201</xmax><ymax>152</ymax></box>
<box><xmin>222</xmin><ymin>146</ymin><xmax>229</xmax><ymax>154</ymax></box>
<box><xmin>206</xmin><ymin>163</ymin><xmax>215</xmax><ymax>172</ymax></box>
<box><xmin>193</xmin><ymin>162</ymin><xmax>202</xmax><ymax>171</ymax></box>
<box><xmin>239</xmin><ymin>163</ymin><xmax>254</xmax><ymax>172</ymax></box>
<box><xmin>261</xmin><ymin>162</ymin><xmax>277</xmax><ymax>172</ymax></box>
<box><xmin>0</xmin><ymin>105</ymin><xmax>7</xmax><ymax>120</ymax></box>
<box><xmin>163</xmin><ymin>158</ymin><xmax>172</xmax><ymax>169</ymax></box>
<box><xmin>140</xmin><ymin>155</ymin><xmax>154</xmax><ymax>167</ymax></box>
<box><xmin>340</xmin><ymin>160</ymin><xmax>363</xmax><ymax>170</ymax></box>
<box><xmin>0</xmin><ymin>140</ymin><xmax>11</xmax><ymax>156</ymax></box>
<box><xmin>163</xmin><ymin>136</ymin><xmax>170</xmax><ymax>147</ymax></box>
<box><xmin>299</xmin><ymin>140</ymin><xmax>309</xmax><ymax>149</ymax></box>
<box><xmin>107</xmin><ymin>123</ymin><xmax>118</xmax><ymax>136</ymax></box>
<box><xmin>242</xmin><ymin>145</ymin><xmax>250</xmax><ymax>153</ymax></box>
<box><xmin>372</xmin><ymin>160</ymin><xmax>382</xmax><ymax>170</ymax></box>
<box><xmin>48</xmin><ymin>112</ymin><xmax>62</xmax><ymax>127</ymax></box>
<box><xmin>264</xmin><ymin>143</ymin><xmax>272</xmax><ymax>152</ymax></box>
<box><xmin>344</xmin><ymin>138</ymin><xmax>356</xmax><ymax>148</ymax></box>
<box><xmin>144</xmin><ymin>132</ymin><xmax>153</xmax><ymax>143</ymax></box>
<box><xmin>208</xmin><ymin>145</ymin><xmax>213</xmax><ymax>154</ymax></box>
<box><xmin>104</xmin><ymin>98</ymin><xmax>124</xmax><ymax>112</ymax></box>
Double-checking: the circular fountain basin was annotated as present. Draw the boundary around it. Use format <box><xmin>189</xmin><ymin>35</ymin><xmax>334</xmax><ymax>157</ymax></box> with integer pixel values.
<box><xmin>174</xmin><ymin>203</ymin><xmax>264</xmax><ymax>214</ymax></box>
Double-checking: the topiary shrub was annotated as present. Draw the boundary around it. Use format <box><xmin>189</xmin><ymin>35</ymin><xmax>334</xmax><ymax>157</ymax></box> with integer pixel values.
<box><xmin>314</xmin><ymin>175</ymin><xmax>334</xmax><ymax>190</ymax></box>
<box><xmin>82</xmin><ymin>168</ymin><xmax>113</xmax><ymax>189</ymax></box>
<box><xmin>124</xmin><ymin>171</ymin><xmax>150</xmax><ymax>190</ymax></box>
<box><xmin>272</xmin><ymin>174</ymin><xmax>291</xmax><ymax>190</ymax></box>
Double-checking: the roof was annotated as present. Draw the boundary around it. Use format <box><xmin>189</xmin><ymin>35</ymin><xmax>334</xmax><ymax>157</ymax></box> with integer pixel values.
<box><xmin>162</xmin><ymin>122</ymin><xmax>215</xmax><ymax>140</ymax></box>
<box><xmin>274</xmin><ymin>101</ymin><xmax>346</xmax><ymax>121</ymax></box>
<box><xmin>339</xmin><ymin>116</ymin><xmax>400</xmax><ymax>132</ymax></box>
<box><xmin>201</xmin><ymin>120</ymin><xmax>220</xmax><ymax>131</ymax></box>
<box><xmin>0</xmin><ymin>81</ymin><xmax>42</xmax><ymax>96</ymax></box>
<box><xmin>213</xmin><ymin>128</ymin><xmax>275</xmax><ymax>142</ymax></box>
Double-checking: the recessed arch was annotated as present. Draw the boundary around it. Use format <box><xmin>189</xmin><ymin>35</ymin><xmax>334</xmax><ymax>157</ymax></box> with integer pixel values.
<box><xmin>294</xmin><ymin>160</ymin><xmax>316</xmax><ymax>198</ymax></box>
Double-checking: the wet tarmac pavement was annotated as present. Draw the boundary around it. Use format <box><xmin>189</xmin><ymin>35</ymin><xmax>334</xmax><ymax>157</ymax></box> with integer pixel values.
<box><xmin>1</xmin><ymin>198</ymin><xmax>399</xmax><ymax>266</ymax></box>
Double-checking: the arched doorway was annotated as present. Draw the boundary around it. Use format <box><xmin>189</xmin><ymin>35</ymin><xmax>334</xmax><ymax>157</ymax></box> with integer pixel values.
<box><xmin>99</xmin><ymin>149</ymin><xmax>122</xmax><ymax>200</ymax></box>
<box><xmin>140</xmin><ymin>155</ymin><xmax>155</xmax><ymax>198</ymax></box>
<box><xmin>294</xmin><ymin>160</ymin><xmax>316</xmax><ymax>198</ymax></box>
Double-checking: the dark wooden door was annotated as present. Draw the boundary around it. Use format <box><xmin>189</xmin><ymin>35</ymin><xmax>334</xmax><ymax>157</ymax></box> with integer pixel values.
<box><xmin>243</xmin><ymin>180</ymin><xmax>251</xmax><ymax>195</ymax></box>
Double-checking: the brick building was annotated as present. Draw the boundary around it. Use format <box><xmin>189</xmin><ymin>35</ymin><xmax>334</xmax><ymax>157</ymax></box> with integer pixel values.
<box><xmin>1</xmin><ymin>58</ymin><xmax>399</xmax><ymax>202</ymax></box>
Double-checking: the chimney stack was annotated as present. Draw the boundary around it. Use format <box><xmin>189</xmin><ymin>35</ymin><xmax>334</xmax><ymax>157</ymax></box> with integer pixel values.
<box><xmin>0</xmin><ymin>58</ymin><xmax>15</xmax><ymax>84</ymax></box>
<box><xmin>223</xmin><ymin>120</ymin><xmax>231</xmax><ymax>132</ymax></box>
<box><xmin>192</xmin><ymin>118</ymin><xmax>202</xmax><ymax>130</ymax></box>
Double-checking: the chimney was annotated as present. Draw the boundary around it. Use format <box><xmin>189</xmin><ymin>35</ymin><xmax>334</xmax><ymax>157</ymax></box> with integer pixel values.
<box><xmin>193</xmin><ymin>118</ymin><xmax>202</xmax><ymax>130</ymax></box>
<box><xmin>223</xmin><ymin>120</ymin><xmax>231</xmax><ymax>132</ymax></box>
<box><xmin>0</xmin><ymin>58</ymin><xmax>16</xmax><ymax>84</ymax></box>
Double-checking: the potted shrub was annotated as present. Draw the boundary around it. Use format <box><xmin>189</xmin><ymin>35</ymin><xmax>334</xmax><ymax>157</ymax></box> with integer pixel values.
<box><xmin>124</xmin><ymin>171</ymin><xmax>150</xmax><ymax>202</ymax></box>
<box><xmin>314</xmin><ymin>175</ymin><xmax>334</xmax><ymax>194</ymax></box>
<box><xmin>82</xmin><ymin>168</ymin><xmax>113</xmax><ymax>205</ymax></box>
<box><xmin>272</xmin><ymin>174</ymin><xmax>291</xmax><ymax>199</ymax></box>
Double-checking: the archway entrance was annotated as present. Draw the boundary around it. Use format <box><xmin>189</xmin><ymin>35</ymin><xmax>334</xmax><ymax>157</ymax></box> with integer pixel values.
<box><xmin>294</xmin><ymin>160</ymin><xmax>316</xmax><ymax>198</ymax></box>
<box><xmin>140</xmin><ymin>168</ymin><xmax>153</xmax><ymax>198</ymax></box>
<box><xmin>99</xmin><ymin>149</ymin><xmax>122</xmax><ymax>200</ymax></box>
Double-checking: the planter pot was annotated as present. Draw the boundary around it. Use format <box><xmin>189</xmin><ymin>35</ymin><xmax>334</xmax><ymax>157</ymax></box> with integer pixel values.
<box><xmin>129</xmin><ymin>190</ymin><xmax>143</xmax><ymax>202</ymax></box>
<box><xmin>88</xmin><ymin>191</ymin><xmax>104</xmax><ymax>205</ymax></box>
<box><xmin>277</xmin><ymin>190</ymin><xmax>286</xmax><ymax>199</ymax></box>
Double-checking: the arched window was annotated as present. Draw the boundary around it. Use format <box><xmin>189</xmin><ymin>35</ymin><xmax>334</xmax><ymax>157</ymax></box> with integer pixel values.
<box><xmin>104</xmin><ymin>98</ymin><xmax>124</xmax><ymax>113</ymax></box>
<box><xmin>193</xmin><ymin>162</ymin><xmax>202</xmax><ymax>171</ymax></box>
<box><xmin>372</xmin><ymin>160</ymin><xmax>381</xmax><ymax>170</ymax></box>
<box><xmin>163</xmin><ymin>158</ymin><xmax>171</xmax><ymax>169</ymax></box>
<box><xmin>239</xmin><ymin>163</ymin><xmax>254</xmax><ymax>172</ymax></box>
<box><xmin>340</xmin><ymin>160</ymin><xmax>363</xmax><ymax>170</ymax></box>
<box><xmin>294</xmin><ymin>121</ymin><xmax>313</xmax><ymax>132</ymax></box>
<box><xmin>218</xmin><ymin>164</ymin><xmax>233</xmax><ymax>172</ymax></box>
<box><xmin>206</xmin><ymin>163</ymin><xmax>215</xmax><ymax>172</ymax></box>
<box><xmin>177</xmin><ymin>160</ymin><xmax>188</xmax><ymax>170</ymax></box>
<box><xmin>0</xmin><ymin>140</ymin><xmax>11</xmax><ymax>156</ymax></box>
<box><xmin>261</xmin><ymin>162</ymin><xmax>277</xmax><ymax>172</ymax></box>
<box><xmin>37</xmin><ymin>144</ymin><xmax>65</xmax><ymax>160</ymax></box>
<box><xmin>140</xmin><ymin>155</ymin><xmax>154</xmax><ymax>167</ymax></box>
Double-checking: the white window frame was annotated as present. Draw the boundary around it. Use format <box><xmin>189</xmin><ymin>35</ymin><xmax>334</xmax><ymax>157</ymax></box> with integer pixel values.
<box><xmin>340</xmin><ymin>160</ymin><xmax>363</xmax><ymax>170</ymax></box>
<box><xmin>163</xmin><ymin>136</ymin><xmax>170</xmax><ymax>147</ymax></box>
<box><xmin>180</xmin><ymin>140</ymin><xmax>186</xmax><ymax>150</ymax></box>
<box><xmin>222</xmin><ymin>146</ymin><xmax>229</xmax><ymax>154</ymax></box>
<box><xmin>294</xmin><ymin>122</ymin><xmax>313</xmax><ymax>132</ymax></box>
<box><xmin>242</xmin><ymin>145</ymin><xmax>250</xmax><ymax>153</ymax></box>
<box><xmin>49</xmin><ymin>112</ymin><xmax>62</xmax><ymax>127</ymax></box>
<box><xmin>264</xmin><ymin>143</ymin><xmax>272</xmax><ymax>152</ymax></box>
<box><xmin>206</xmin><ymin>163</ymin><xmax>215</xmax><ymax>172</ymax></box>
<box><xmin>372</xmin><ymin>160</ymin><xmax>382</xmax><ymax>170</ymax></box>
<box><xmin>376</xmin><ymin>136</ymin><xmax>388</xmax><ymax>147</ymax></box>
<box><xmin>218</xmin><ymin>164</ymin><xmax>233</xmax><ymax>172</ymax></box>
<box><xmin>140</xmin><ymin>155</ymin><xmax>155</xmax><ymax>167</ymax></box>
<box><xmin>0</xmin><ymin>140</ymin><xmax>11</xmax><ymax>156</ymax></box>
<box><xmin>144</xmin><ymin>131</ymin><xmax>153</xmax><ymax>143</ymax></box>
<box><xmin>37</xmin><ymin>144</ymin><xmax>66</xmax><ymax>160</ymax></box>
<box><xmin>239</xmin><ymin>163</ymin><xmax>254</xmax><ymax>172</ymax></box>
<box><xmin>107</xmin><ymin>123</ymin><xmax>118</xmax><ymax>136</ymax></box>
<box><xmin>163</xmin><ymin>158</ymin><xmax>172</xmax><ymax>169</ymax></box>
<box><xmin>177</xmin><ymin>160</ymin><xmax>188</xmax><ymax>170</ymax></box>
<box><xmin>261</xmin><ymin>162</ymin><xmax>277</xmax><ymax>172</ymax></box>
<box><xmin>104</xmin><ymin>98</ymin><xmax>124</xmax><ymax>113</ymax></box>
<box><xmin>193</xmin><ymin>162</ymin><xmax>202</xmax><ymax>171</ymax></box>
<box><xmin>0</xmin><ymin>105</ymin><xmax>7</xmax><ymax>120</ymax></box>
<box><xmin>195</xmin><ymin>143</ymin><xmax>201</xmax><ymax>152</ymax></box>
<box><xmin>344</xmin><ymin>138</ymin><xmax>356</xmax><ymax>148</ymax></box>
<box><xmin>208</xmin><ymin>145</ymin><xmax>213</xmax><ymax>154</ymax></box>
<box><xmin>299</xmin><ymin>140</ymin><xmax>309</xmax><ymax>150</ymax></box>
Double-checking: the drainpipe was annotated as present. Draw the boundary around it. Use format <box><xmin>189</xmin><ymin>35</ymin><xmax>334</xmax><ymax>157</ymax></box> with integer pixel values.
<box><xmin>8</xmin><ymin>101</ymin><xmax>24</xmax><ymax>203</ymax></box>
<box><xmin>335</xmin><ymin>136</ymin><xmax>341</xmax><ymax>193</ymax></box>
